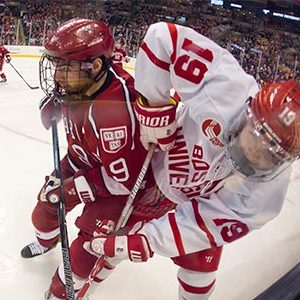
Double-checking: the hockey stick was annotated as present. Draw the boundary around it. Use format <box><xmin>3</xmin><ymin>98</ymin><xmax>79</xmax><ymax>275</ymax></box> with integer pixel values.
<box><xmin>76</xmin><ymin>143</ymin><xmax>156</xmax><ymax>300</ymax></box>
<box><xmin>51</xmin><ymin>117</ymin><xmax>75</xmax><ymax>300</ymax></box>
<box><xmin>8</xmin><ymin>61</ymin><xmax>39</xmax><ymax>89</ymax></box>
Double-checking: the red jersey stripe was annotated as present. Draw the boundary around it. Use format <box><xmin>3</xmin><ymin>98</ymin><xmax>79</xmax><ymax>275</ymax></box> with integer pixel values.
<box><xmin>140</xmin><ymin>42</ymin><xmax>170</xmax><ymax>71</ymax></box>
<box><xmin>168</xmin><ymin>213</ymin><xmax>186</xmax><ymax>256</ymax></box>
<box><xmin>191</xmin><ymin>200</ymin><xmax>217</xmax><ymax>248</ymax></box>
<box><xmin>167</xmin><ymin>23</ymin><xmax>178</xmax><ymax>64</ymax></box>
<box><xmin>178</xmin><ymin>277</ymin><xmax>216</xmax><ymax>294</ymax></box>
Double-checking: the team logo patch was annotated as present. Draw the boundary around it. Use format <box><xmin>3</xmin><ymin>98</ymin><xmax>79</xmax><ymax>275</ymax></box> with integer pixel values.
<box><xmin>201</xmin><ymin>119</ymin><xmax>224</xmax><ymax>147</ymax></box>
<box><xmin>100</xmin><ymin>126</ymin><xmax>127</xmax><ymax>153</ymax></box>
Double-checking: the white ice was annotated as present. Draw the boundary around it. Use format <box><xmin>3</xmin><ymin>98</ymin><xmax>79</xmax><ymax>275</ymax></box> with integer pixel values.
<box><xmin>1</xmin><ymin>57</ymin><xmax>300</xmax><ymax>300</ymax></box>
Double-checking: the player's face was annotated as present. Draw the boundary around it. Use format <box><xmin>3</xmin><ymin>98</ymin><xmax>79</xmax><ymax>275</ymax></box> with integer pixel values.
<box><xmin>53</xmin><ymin>59</ymin><xmax>93</xmax><ymax>95</ymax></box>
<box><xmin>224</xmin><ymin>105</ymin><xmax>290</xmax><ymax>181</ymax></box>
<box><xmin>238</xmin><ymin>124</ymin><xmax>280</xmax><ymax>171</ymax></box>
<box><xmin>39</xmin><ymin>54</ymin><xmax>106</xmax><ymax>104</ymax></box>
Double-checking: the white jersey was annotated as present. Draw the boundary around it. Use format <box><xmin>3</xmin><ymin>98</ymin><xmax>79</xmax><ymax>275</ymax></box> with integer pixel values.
<box><xmin>134</xmin><ymin>22</ymin><xmax>291</xmax><ymax>258</ymax></box>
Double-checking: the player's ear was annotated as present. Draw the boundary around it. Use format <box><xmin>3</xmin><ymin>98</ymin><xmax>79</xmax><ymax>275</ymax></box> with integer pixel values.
<box><xmin>91</xmin><ymin>58</ymin><xmax>103</xmax><ymax>77</ymax></box>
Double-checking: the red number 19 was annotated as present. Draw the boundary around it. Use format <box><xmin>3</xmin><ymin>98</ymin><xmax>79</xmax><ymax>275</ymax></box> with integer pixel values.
<box><xmin>174</xmin><ymin>38</ymin><xmax>213</xmax><ymax>84</ymax></box>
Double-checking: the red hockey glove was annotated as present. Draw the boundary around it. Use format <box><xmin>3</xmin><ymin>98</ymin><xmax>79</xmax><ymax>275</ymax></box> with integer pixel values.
<box><xmin>39</xmin><ymin>171</ymin><xmax>95</xmax><ymax>204</ymax></box>
<box><xmin>5</xmin><ymin>55</ymin><xmax>11</xmax><ymax>63</ymax></box>
<box><xmin>85</xmin><ymin>222</ymin><xmax>153</xmax><ymax>262</ymax></box>
<box><xmin>134</xmin><ymin>95</ymin><xmax>178</xmax><ymax>151</ymax></box>
<box><xmin>39</xmin><ymin>95</ymin><xmax>61</xmax><ymax>130</ymax></box>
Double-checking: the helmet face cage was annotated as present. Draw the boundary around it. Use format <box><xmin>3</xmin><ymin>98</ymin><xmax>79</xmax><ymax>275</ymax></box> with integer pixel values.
<box><xmin>39</xmin><ymin>18</ymin><xmax>115</xmax><ymax>104</ymax></box>
<box><xmin>39</xmin><ymin>53</ymin><xmax>94</xmax><ymax>104</ymax></box>
<box><xmin>39</xmin><ymin>54</ymin><xmax>57</xmax><ymax>98</ymax></box>
<box><xmin>224</xmin><ymin>101</ymin><xmax>296</xmax><ymax>182</ymax></box>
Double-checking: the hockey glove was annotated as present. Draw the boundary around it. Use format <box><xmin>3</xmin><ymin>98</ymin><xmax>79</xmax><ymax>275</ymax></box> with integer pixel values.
<box><xmin>39</xmin><ymin>171</ymin><xmax>95</xmax><ymax>204</ymax></box>
<box><xmin>39</xmin><ymin>95</ymin><xmax>61</xmax><ymax>130</ymax></box>
<box><xmin>93</xmin><ymin>219</ymin><xmax>116</xmax><ymax>237</ymax></box>
<box><xmin>84</xmin><ymin>221</ymin><xmax>153</xmax><ymax>262</ymax></box>
<box><xmin>134</xmin><ymin>95</ymin><xmax>178</xmax><ymax>151</ymax></box>
<box><xmin>5</xmin><ymin>55</ymin><xmax>11</xmax><ymax>63</ymax></box>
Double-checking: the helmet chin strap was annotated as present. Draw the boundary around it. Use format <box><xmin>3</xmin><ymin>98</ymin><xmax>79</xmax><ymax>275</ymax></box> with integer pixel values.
<box><xmin>77</xmin><ymin>57</ymin><xmax>113</xmax><ymax>100</ymax></box>
<box><xmin>93</xmin><ymin>56</ymin><xmax>113</xmax><ymax>82</ymax></box>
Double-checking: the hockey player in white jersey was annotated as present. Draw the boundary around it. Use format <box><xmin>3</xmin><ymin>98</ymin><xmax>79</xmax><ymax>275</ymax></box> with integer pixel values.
<box><xmin>84</xmin><ymin>22</ymin><xmax>300</xmax><ymax>300</ymax></box>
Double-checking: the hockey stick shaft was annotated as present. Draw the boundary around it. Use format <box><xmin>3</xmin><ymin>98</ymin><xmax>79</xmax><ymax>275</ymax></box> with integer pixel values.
<box><xmin>116</xmin><ymin>144</ymin><xmax>156</xmax><ymax>231</ymax></box>
<box><xmin>51</xmin><ymin>118</ymin><xmax>75</xmax><ymax>300</ymax></box>
<box><xmin>8</xmin><ymin>61</ymin><xmax>39</xmax><ymax>89</ymax></box>
<box><xmin>76</xmin><ymin>144</ymin><xmax>156</xmax><ymax>300</ymax></box>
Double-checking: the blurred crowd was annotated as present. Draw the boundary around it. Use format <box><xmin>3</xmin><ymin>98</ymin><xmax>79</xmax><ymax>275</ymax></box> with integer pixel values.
<box><xmin>0</xmin><ymin>0</ymin><xmax>299</xmax><ymax>85</ymax></box>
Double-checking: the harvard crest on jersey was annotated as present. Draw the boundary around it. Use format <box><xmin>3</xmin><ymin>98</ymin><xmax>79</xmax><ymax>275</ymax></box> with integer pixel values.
<box><xmin>100</xmin><ymin>126</ymin><xmax>128</xmax><ymax>153</ymax></box>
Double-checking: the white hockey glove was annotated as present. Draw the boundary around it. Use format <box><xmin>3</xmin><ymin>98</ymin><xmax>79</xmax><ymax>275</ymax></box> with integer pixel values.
<box><xmin>39</xmin><ymin>171</ymin><xmax>95</xmax><ymax>204</ymax></box>
<box><xmin>84</xmin><ymin>221</ymin><xmax>153</xmax><ymax>263</ymax></box>
<box><xmin>134</xmin><ymin>95</ymin><xmax>178</xmax><ymax>151</ymax></box>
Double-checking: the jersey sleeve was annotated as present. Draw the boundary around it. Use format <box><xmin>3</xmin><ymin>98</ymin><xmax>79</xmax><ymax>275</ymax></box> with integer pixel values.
<box><xmin>134</xmin><ymin>21</ymin><xmax>222</xmax><ymax>105</ymax></box>
<box><xmin>135</xmin><ymin>22</ymin><xmax>175</xmax><ymax>105</ymax></box>
<box><xmin>135</xmin><ymin>22</ymin><xmax>258</xmax><ymax>111</ymax></box>
<box><xmin>140</xmin><ymin>168</ymin><xmax>291</xmax><ymax>257</ymax></box>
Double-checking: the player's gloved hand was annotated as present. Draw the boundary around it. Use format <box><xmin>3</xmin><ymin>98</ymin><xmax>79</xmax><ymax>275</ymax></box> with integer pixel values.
<box><xmin>39</xmin><ymin>95</ymin><xmax>61</xmax><ymax>130</ymax></box>
<box><xmin>83</xmin><ymin>219</ymin><xmax>116</xmax><ymax>255</ymax></box>
<box><xmin>5</xmin><ymin>55</ymin><xmax>11</xmax><ymax>63</ymax></box>
<box><xmin>39</xmin><ymin>171</ymin><xmax>95</xmax><ymax>204</ymax></box>
<box><xmin>84</xmin><ymin>221</ymin><xmax>153</xmax><ymax>262</ymax></box>
<box><xmin>134</xmin><ymin>95</ymin><xmax>178</xmax><ymax>151</ymax></box>
<box><xmin>93</xmin><ymin>219</ymin><xmax>116</xmax><ymax>237</ymax></box>
<box><xmin>84</xmin><ymin>219</ymin><xmax>129</xmax><ymax>268</ymax></box>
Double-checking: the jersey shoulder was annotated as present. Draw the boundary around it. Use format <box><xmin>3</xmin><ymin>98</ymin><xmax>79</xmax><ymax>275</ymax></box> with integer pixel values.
<box><xmin>89</xmin><ymin>69</ymin><xmax>137</xmax><ymax>155</ymax></box>
<box><xmin>0</xmin><ymin>45</ymin><xmax>9</xmax><ymax>55</ymax></box>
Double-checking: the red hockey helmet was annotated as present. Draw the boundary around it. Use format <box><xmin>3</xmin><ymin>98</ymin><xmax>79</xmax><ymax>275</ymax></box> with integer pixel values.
<box><xmin>44</xmin><ymin>18</ymin><xmax>114</xmax><ymax>61</ymax></box>
<box><xmin>40</xmin><ymin>18</ymin><xmax>114</xmax><ymax>102</ymax></box>
<box><xmin>251</xmin><ymin>80</ymin><xmax>300</xmax><ymax>157</ymax></box>
<box><xmin>225</xmin><ymin>80</ymin><xmax>300</xmax><ymax>181</ymax></box>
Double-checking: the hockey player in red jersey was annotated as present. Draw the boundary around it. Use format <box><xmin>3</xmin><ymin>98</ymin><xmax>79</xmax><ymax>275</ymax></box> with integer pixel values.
<box><xmin>112</xmin><ymin>38</ymin><xmax>129</xmax><ymax>67</ymax></box>
<box><xmin>20</xmin><ymin>19</ymin><xmax>175</xmax><ymax>299</ymax></box>
<box><xmin>0</xmin><ymin>43</ymin><xmax>11</xmax><ymax>83</ymax></box>
<box><xmin>85</xmin><ymin>22</ymin><xmax>300</xmax><ymax>300</ymax></box>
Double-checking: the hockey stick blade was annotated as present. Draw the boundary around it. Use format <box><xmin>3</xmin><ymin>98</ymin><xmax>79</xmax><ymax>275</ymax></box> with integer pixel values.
<box><xmin>76</xmin><ymin>144</ymin><xmax>156</xmax><ymax>300</ymax></box>
<box><xmin>8</xmin><ymin>62</ymin><xmax>39</xmax><ymax>89</ymax></box>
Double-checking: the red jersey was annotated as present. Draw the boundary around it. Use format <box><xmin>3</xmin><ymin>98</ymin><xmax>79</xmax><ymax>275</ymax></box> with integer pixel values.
<box><xmin>0</xmin><ymin>45</ymin><xmax>9</xmax><ymax>60</ymax></box>
<box><xmin>61</xmin><ymin>64</ymin><xmax>151</xmax><ymax>198</ymax></box>
<box><xmin>112</xmin><ymin>48</ymin><xmax>128</xmax><ymax>65</ymax></box>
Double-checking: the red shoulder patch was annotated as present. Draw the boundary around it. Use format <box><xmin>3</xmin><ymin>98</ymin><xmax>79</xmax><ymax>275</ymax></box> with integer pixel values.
<box><xmin>201</xmin><ymin>119</ymin><xmax>224</xmax><ymax>147</ymax></box>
